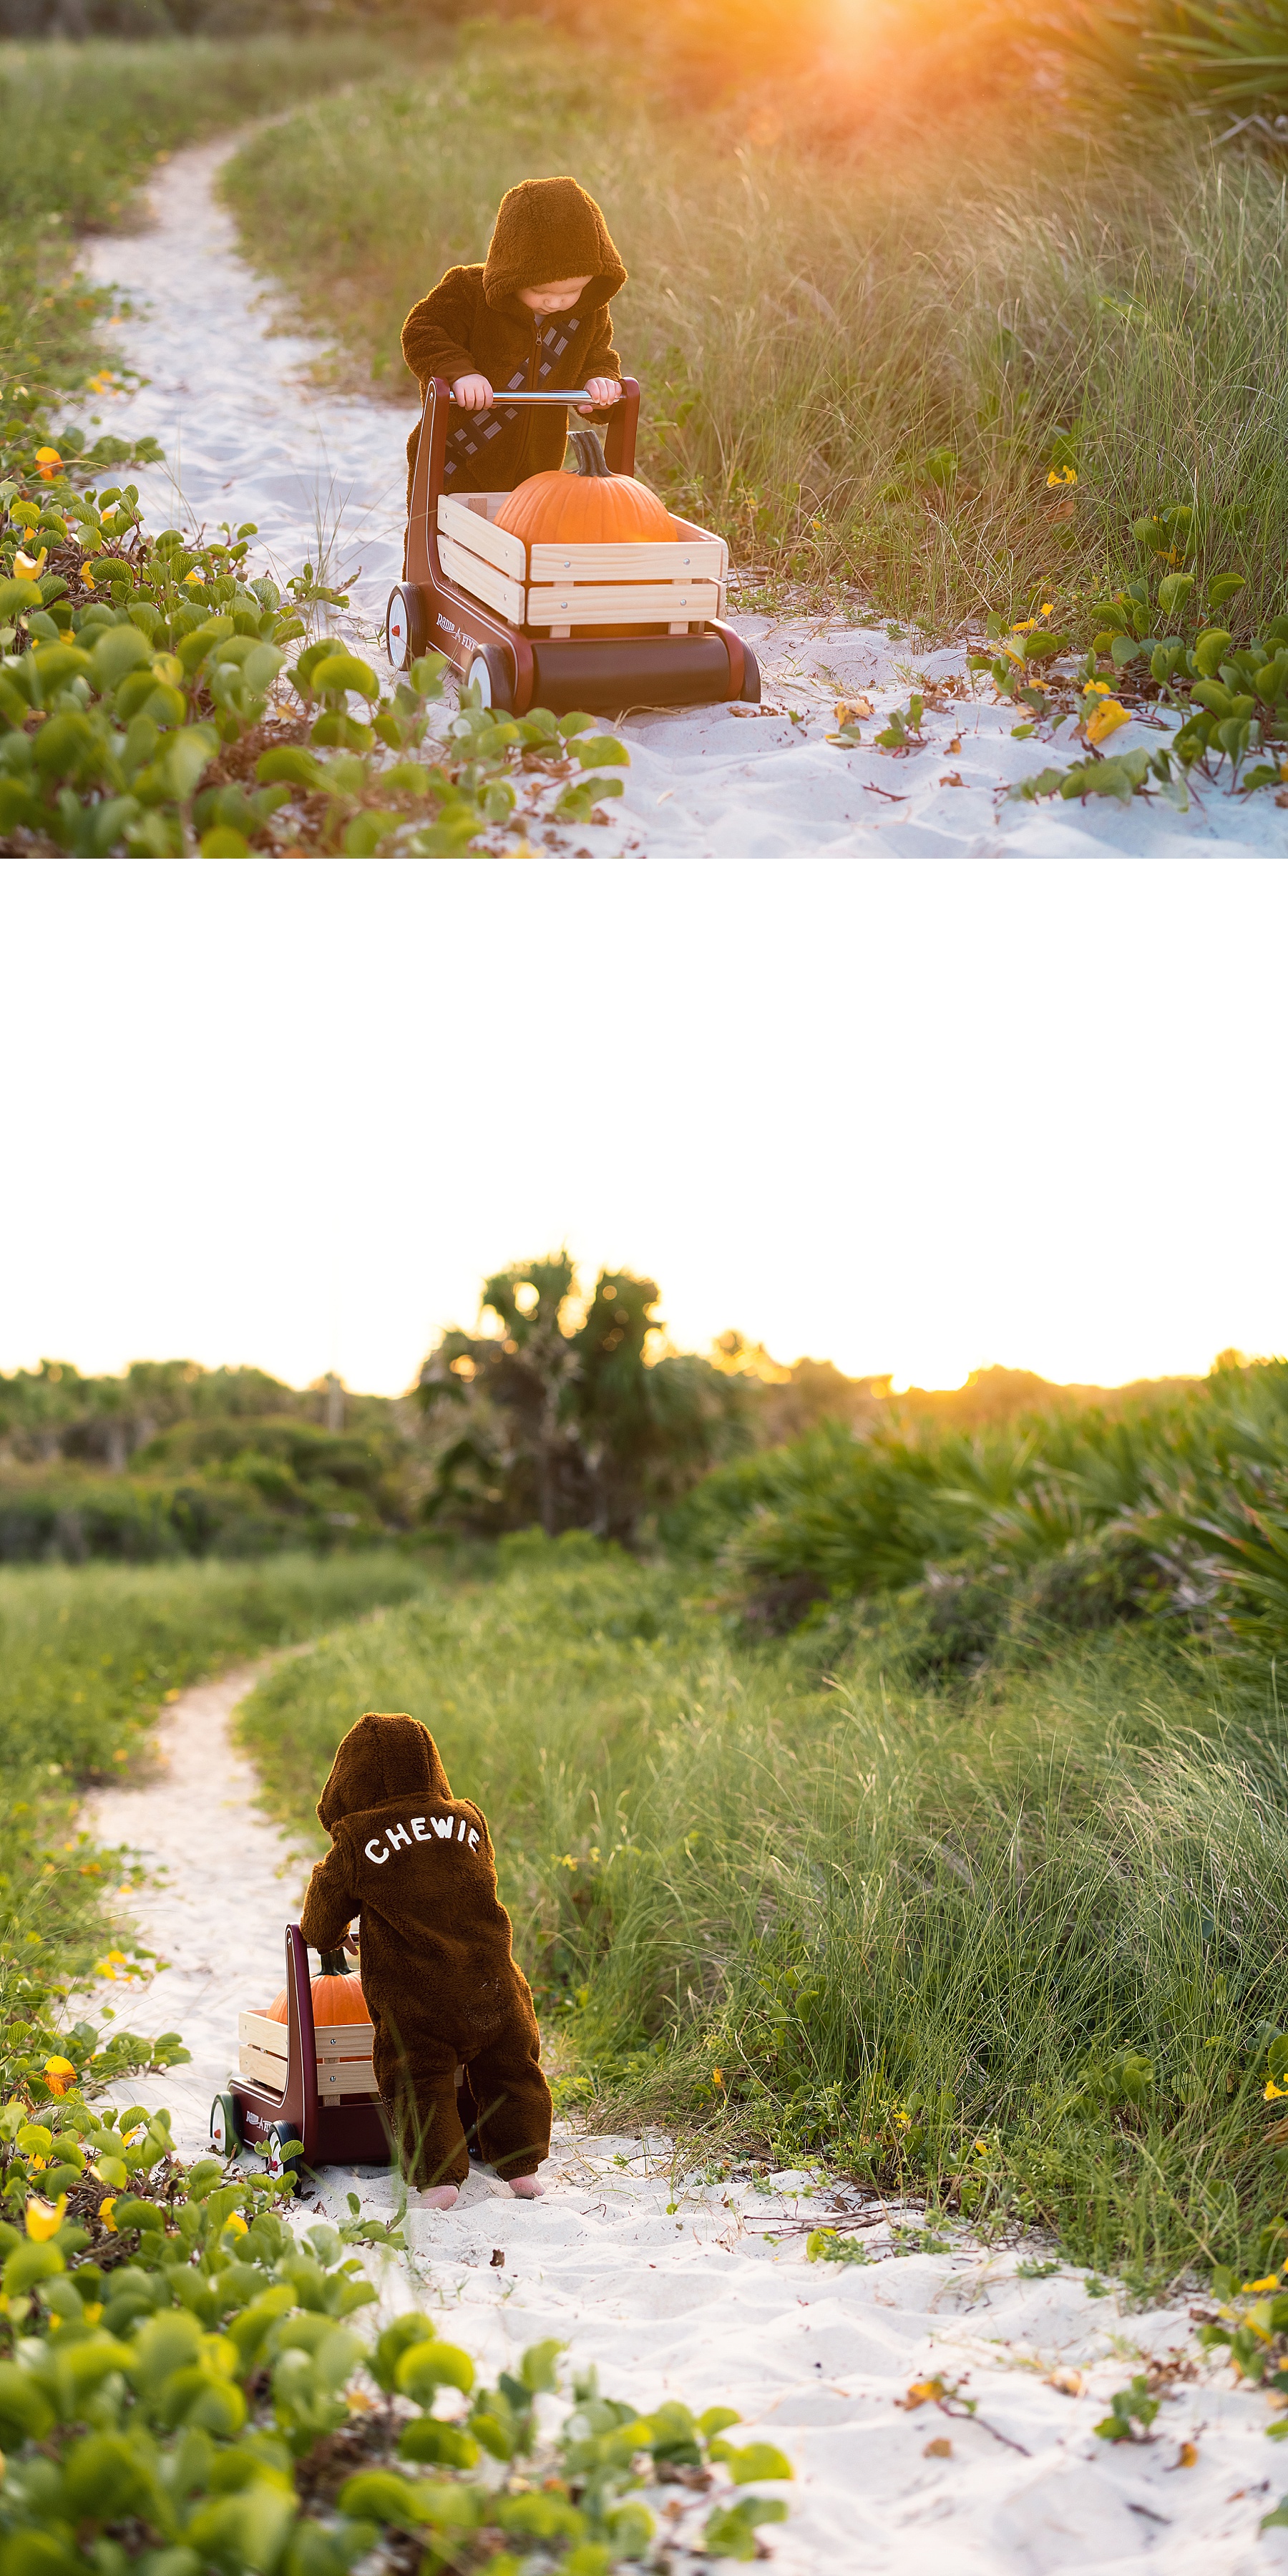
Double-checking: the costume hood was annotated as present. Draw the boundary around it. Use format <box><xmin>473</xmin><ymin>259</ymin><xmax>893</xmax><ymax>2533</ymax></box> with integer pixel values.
<box><xmin>316</xmin><ymin>1710</ymin><xmax>452</xmax><ymax>1828</ymax></box>
<box><xmin>483</xmin><ymin>177</ymin><xmax>626</xmax><ymax>313</ymax></box>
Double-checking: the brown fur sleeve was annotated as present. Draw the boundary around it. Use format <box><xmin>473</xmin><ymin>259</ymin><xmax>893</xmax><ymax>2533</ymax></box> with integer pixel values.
<box><xmin>579</xmin><ymin>308</ymin><xmax>623</xmax><ymax>417</ymax></box>
<box><xmin>401</xmin><ymin>267</ymin><xmax>483</xmax><ymax>390</ymax></box>
<box><xmin>299</xmin><ymin>1833</ymin><xmax>358</xmax><ymax>1951</ymax></box>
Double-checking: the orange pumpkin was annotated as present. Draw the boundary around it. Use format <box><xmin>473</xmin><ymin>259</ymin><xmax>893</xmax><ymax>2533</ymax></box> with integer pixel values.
<box><xmin>266</xmin><ymin>1947</ymin><xmax>371</xmax><ymax>2026</ymax></box>
<box><xmin>496</xmin><ymin>427</ymin><xmax>677</xmax><ymax>555</ymax></box>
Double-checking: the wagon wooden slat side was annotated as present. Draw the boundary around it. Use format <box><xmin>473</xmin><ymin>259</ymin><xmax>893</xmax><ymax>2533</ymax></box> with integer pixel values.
<box><xmin>213</xmin><ymin>1923</ymin><xmax>392</xmax><ymax>2174</ymax></box>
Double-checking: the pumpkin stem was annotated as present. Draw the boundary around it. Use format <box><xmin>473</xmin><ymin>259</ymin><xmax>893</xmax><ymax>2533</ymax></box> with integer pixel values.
<box><xmin>317</xmin><ymin>1948</ymin><xmax>349</xmax><ymax>1976</ymax></box>
<box><xmin>567</xmin><ymin>427</ymin><xmax>613</xmax><ymax>479</ymax></box>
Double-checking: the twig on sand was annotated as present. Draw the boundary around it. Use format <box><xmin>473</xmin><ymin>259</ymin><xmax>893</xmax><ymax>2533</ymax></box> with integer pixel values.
<box><xmin>940</xmin><ymin>2396</ymin><xmax>1031</xmax><ymax>2456</ymax></box>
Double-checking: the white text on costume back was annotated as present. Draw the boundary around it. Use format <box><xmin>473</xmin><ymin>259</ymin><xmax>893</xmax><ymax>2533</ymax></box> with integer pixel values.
<box><xmin>364</xmin><ymin>1815</ymin><xmax>481</xmax><ymax>1865</ymax></box>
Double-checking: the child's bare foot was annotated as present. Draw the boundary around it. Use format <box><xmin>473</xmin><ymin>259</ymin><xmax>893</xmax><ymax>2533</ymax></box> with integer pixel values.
<box><xmin>508</xmin><ymin>2175</ymin><xmax>544</xmax><ymax>2198</ymax></box>
<box><xmin>417</xmin><ymin>2185</ymin><xmax>459</xmax><ymax>2209</ymax></box>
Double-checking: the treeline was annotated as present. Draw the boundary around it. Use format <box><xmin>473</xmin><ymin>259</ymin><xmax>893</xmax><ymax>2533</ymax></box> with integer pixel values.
<box><xmin>1</xmin><ymin>1258</ymin><xmax>1217</xmax><ymax>1568</ymax></box>
<box><xmin>0</xmin><ymin>1358</ymin><xmax>411</xmax><ymax>1561</ymax></box>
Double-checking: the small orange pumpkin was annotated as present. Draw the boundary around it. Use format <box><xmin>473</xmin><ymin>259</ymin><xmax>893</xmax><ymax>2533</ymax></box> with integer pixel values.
<box><xmin>496</xmin><ymin>427</ymin><xmax>677</xmax><ymax>555</ymax></box>
<box><xmin>266</xmin><ymin>1947</ymin><xmax>371</xmax><ymax>2026</ymax></box>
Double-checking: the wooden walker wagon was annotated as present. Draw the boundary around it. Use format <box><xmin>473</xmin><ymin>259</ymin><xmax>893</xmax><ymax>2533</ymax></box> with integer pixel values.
<box><xmin>384</xmin><ymin>377</ymin><xmax>761</xmax><ymax>716</ymax></box>
<box><xmin>211</xmin><ymin>1924</ymin><xmax>392</xmax><ymax>2179</ymax></box>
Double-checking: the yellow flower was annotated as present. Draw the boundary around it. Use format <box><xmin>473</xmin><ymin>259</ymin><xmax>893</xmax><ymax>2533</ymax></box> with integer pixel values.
<box><xmin>222</xmin><ymin>2210</ymin><xmax>248</xmax><ymax>2237</ymax></box>
<box><xmin>81</xmin><ymin>563</ymin><xmax>96</xmax><ymax>590</ymax></box>
<box><xmin>1045</xmin><ymin>466</ymin><xmax>1078</xmax><ymax>487</ymax></box>
<box><xmin>43</xmin><ymin>2057</ymin><xmax>74</xmax><ymax>2097</ymax></box>
<box><xmin>1085</xmin><ymin>698</ymin><xmax>1131</xmax><ymax>746</ymax></box>
<box><xmin>99</xmin><ymin>2198</ymin><xmax>118</xmax><ymax>2233</ymax></box>
<box><xmin>712</xmin><ymin>2069</ymin><xmax>726</xmax><ymax>2089</ymax></box>
<box><xmin>25</xmin><ymin>2195</ymin><xmax>67</xmax><ymax>2241</ymax></box>
<box><xmin>1243</xmin><ymin>2275</ymin><xmax>1282</xmax><ymax>2293</ymax></box>
<box><xmin>1085</xmin><ymin>678</ymin><xmax>1113</xmax><ymax>695</ymax></box>
<box><xmin>1041</xmin><ymin>602</ymin><xmax>1053</xmax><ymax>615</ymax></box>
<box><xmin>94</xmin><ymin>1951</ymin><xmax>128</xmax><ymax>1980</ymax></box>
<box><xmin>1010</xmin><ymin>618</ymin><xmax>1037</xmax><ymax>633</ymax></box>
<box><xmin>13</xmin><ymin>547</ymin><xmax>47</xmax><ymax>581</ymax></box>
<box><xmin>34</xmin><ymin>447</ymin><xmax>62</xmax><ymax>481</ymax></box>
<box><xmin>1265</xmin><ymin>2079</ymin><xmax>1288</xmax><ymax>2101</ymax></box>
<box><xmin>184</xmin><ymin>569</ymin><xmax>203</xmax><ymax>586</ymax></box>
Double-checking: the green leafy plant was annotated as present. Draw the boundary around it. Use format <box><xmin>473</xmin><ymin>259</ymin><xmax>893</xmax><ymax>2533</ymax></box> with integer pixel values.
<box><xmin>0</xmin><ymin>469</ymin><xmax>631</xmax><ymax>855</ymax></box>
<box><xmin>806</xmin><ymin>2226</ymin><xmax>872</xmax><ymax>2265</ymax></box>
<box><xmin>1095</xmin><ymin>2375</ymin><xmax>1161</xmax><ymax>2441</ymax></box>
<box><xmin>985</xmin><ymin>517</ymin><xmax>1288</xmax><ymax>806</ymax></box>
<box><xmin>0</xmin><ymin>2119</ymin><xmax>794</xmax><ymax>2576</ymax></box>
<box><xmin>872</xmin><ymin>695</ymin><xmax>927</xmax><ymax>751</ymax></box>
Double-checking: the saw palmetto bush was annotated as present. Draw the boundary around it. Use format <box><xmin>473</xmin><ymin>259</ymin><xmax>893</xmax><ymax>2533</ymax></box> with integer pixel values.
<box><xmin>663</xmin><ymin>1360</ymin><xmax>1288</xmax><ymax>1644</ymax></box>
<box><xmin>1055</xmin><ymin>0</ymin><xmax>1288</xmax><ymax>113</ymax></box>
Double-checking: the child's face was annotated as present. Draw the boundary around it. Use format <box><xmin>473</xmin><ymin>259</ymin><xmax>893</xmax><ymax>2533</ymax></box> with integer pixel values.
<box><xmin>517</xmin><ymin>275</ymin><xmax>592</xmax><ymax>316</ymax></box>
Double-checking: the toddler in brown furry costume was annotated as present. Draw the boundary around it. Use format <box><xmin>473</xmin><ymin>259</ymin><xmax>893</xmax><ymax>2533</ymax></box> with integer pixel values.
<box><xmin>299</xmin><ymin>1709</ymin><xmax>552</xmax><ymax>2207</ymax></box>
<box><xmin>401</xmin><ymin>175</ymin><xmax>626</xmax><ymax>509</ymax></box>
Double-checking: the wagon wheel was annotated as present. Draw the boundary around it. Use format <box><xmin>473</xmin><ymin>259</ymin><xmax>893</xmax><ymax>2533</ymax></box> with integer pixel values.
<box><xmin>209</xmin><ymin>2092</ymin><xmax>240</xmax><ymax>2157</ymax></box>
<box><xmin>264</xmin><ymin>2120</ymin><xmax>302</xmax><ymax>2182</ymax></box>
<box><xmin>385</xmin><ymin>583</ymin><xmax>428</xmax><ymax>672</ymax></box>
<box><xmin>464</xmin><ymin>645</ymin><xmax>514</xmax><ymax>713</ymax></box>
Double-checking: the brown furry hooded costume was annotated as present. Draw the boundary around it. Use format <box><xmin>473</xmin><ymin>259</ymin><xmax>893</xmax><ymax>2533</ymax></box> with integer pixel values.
<box><xmin>298</xmin><ymin>1711</ymin><xmax>551</xmax><ymax>2187</ymax></box>
<box><xmin>401</xmin><ymin>176</ymin><xmax>627</xmax><ymax>507</ymax></box>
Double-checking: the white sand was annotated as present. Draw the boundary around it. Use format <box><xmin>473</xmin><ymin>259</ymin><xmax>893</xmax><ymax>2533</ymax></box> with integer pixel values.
<box><xmin>79</xmin><ymin>1667</ymin><xmax>1288</xmax><ymax>2571</ymax></box>
<box><xmin>78</xmin><ymin>146</ymin><xmax>1287</xmax><ymax>862</ymax></box>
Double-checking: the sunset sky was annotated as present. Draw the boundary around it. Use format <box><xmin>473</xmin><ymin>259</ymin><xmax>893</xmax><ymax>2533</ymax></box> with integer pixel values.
<box><xmin>4</xmin><ymin>858</ymin><xmax>1283</xmax><ymax>1400</ymax></box>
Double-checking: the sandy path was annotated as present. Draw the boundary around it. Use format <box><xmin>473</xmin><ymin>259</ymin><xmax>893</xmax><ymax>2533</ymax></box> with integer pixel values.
<box><xmin>78</xmin><ymin>1666</ymin><xmax>1288</xmax><ymax>2572</ymax></box>
<box><xmin>79</xmin><ymin>145</ymin><xmax>1285</xmax><ymax>862</ymax></box>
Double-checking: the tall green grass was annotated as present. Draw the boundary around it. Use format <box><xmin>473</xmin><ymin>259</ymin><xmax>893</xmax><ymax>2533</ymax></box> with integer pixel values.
<box><xmin>238</xmin><ymin>1535</ymin><xmax>1288</xmax><ymax>2283</ymax></box>
<box><xmin>223</xmin><ymin>26</ymin><xmax>1288</xmax><ymax>634</ymax></box>
<box><xmin>0</xmin><ymin>34</ymin><xmax>398</xmax><ymax>426</ymax></box>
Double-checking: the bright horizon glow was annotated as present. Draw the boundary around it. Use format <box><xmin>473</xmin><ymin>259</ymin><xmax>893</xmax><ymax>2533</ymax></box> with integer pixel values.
<box><xmin>1</xmin><ymin>860</ymin><xmax>1284</xmax><ymax>1404</ymax></box>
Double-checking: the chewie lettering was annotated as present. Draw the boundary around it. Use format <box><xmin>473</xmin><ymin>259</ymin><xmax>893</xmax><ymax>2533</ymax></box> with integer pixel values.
<box><xmin>364</xmin><ymin>1813</ymin><xmax>480</xmax><ymax>1865</ymax></box>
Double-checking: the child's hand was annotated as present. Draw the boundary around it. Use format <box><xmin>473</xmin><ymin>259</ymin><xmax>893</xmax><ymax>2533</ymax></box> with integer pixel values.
<box><xmin>452</xmin><ymin>374</ymin><xmax>494</xmax><ymax>411</ymax></box>
<box><xmin>577</xmin><ymin>378</ymin><xmax>622</xmax><ymax>413</ymax></box>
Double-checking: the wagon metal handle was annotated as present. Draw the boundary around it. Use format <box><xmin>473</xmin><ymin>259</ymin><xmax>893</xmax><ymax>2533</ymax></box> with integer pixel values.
<box><xmin>447</xmin><ymin>389</ymin><xmax>600</xmax><ymax>408</ymax></box>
